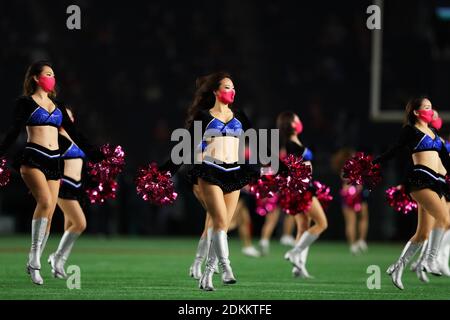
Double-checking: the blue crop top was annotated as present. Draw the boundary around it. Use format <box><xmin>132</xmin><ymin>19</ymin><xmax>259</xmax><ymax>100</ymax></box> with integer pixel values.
<box><xmin>200</xmin><ymin>116</ymin><xmax>244</xmax><ymax>152</ymax></box>
<box><xmin>27</xmin><ymin>105</ymin><xmax>63</xmax><ymax>127</ymax></box>
<box><xmin>0</xmin><ymin>96</ymin><xmax>101</xmax><ymax>161</ymax></box>
<box><xmin>160</xmin><ymin>108</ymin><xmax>288</xmax><ymax>175</ymax></box>
<box><xmin>59</xmin><ymin>134</ymin><xmax>86</xmax><ymax>159</ymax></box>
<box><xmin>413</xmin><ymin>130</ymin><xmax>443</xmax><ymax>153</ymax></box>
<box><xmin>373</xmin><ymin>124</ymin><xmax>450</xmax><ymax>171</ymax></box>
<box><xmin>285</xmin><ymin>140</ymin><xmax>313</xmax><ymax>161</ymax></box>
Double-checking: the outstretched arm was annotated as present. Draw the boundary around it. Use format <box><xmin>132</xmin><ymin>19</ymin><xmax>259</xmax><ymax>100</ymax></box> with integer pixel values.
<box><xmin>60</xmin><ymin>106</ymin><xmax>104</xmax><ymax>162</ymax></box>
<box><xmin>372</xmin><ymin>125</ymin><xmax>414</xmax><ymax>165</ymax></box>
<box><xmin>0</xmin><ymin>98</ymin><xmax>32</xmax><ymax>156</ymax></box>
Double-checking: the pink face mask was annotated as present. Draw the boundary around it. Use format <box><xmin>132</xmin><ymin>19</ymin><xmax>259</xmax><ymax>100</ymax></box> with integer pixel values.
<box><xmin>37</xmin><ymin>75</ymin><xmax>56</xmax><ymax>92</ymax></box>
<box><xmin>417</xmin><ymin>109</ymin><xmax>434</xmax><ymax>123</ymax></box>
<box><xmin>292</xmin><ymin>119</ymin><xmax>303</xmax><ymax>134</ymax></box>
<box><xmin>216</xmin><ymin>89</ymin><xmax>235</xmax><ymax>104</ymax></box>
<box><xmin>430</xmin><ymin>117</ymin><xmax>443</xmax><ymax>130</ymax></box>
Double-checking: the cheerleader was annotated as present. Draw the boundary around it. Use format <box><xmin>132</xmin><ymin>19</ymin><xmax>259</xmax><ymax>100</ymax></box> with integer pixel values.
<box><xmin>0</xmin><ymin>61</ymin><xmax>101</xmax><ymax>285</ymax></box>
<box><xmin>438</xmin><ymin>132</ymin><xmax>450</xmax><ymax>276</ymax></box>
<box><xmin>431</xmin><ymin>114</ymin><xmax>450</xmax><ymax>276</ymax></box>
<box><xmin>332</xmin><ymin>148</ymin><xmax>369</xmax><ymax>255</ymax></box>
<box><xmin>160</xmin><ymin>72</ymin><xmax>286</xmax><ymax>291</ymax></box>
<box><xmin>410</xmin><ymin>112</ymin><xmax>450</xmax><ymax>278</ymax></box>
<box><xmin>47</xmin><ymin>107</ymin><xmax>87</xmax><ymax>279</ymax></box>
<box><xmin>277</xmin><ymin>111</ymin><xmax>328</xmax><ymax>278</ymax></box>
<box><xmin>372</xmin><ymin>97</ymin><xmax>450</xmax><ymax>290</ymax></box>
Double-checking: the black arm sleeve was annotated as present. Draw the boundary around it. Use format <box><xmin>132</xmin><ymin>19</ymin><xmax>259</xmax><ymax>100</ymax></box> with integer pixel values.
<box><xmin>0</xmin><ymin>98</ymin><xmax>32</xmax><ymax>156</ymax></box>
<box><xmin>439</xmin><ymin>143</ymin><xmax>450</xmax><ymax>173</ymax></box>
<box><xmin>60</xmin><ymin>106</ymin><xmax>104</xmax><ymax>162</ymax></box>
<box><xmin>159</xmin><ymin>112</ymin><xmax>205</xmax><ymax>175</ymax></box>
<box><xmin>285</xmin><ymin>141</ymin><xmax>306</xmax><ymax>158</ymax></box>
<box><xmin>236</xmin><ymin>109</ymin><xmax>288</xmax><ymax>174</ymax></box>
<box><xmin>372</xmin><ymin>125</ymin><xmax>415</xmax><ymax>165</ymax></box>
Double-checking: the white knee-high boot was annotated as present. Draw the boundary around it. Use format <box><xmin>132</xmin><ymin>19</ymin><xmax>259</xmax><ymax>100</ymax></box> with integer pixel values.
<box><xmin>387</xmin><ymin>241</ymin><xmax>422</xmax><ymax>290</ymax></box>
<box><xmin>27</xmin><ymin>218</ymin><xmax>48</xmax><ymax>285</ymax></box>
<box><xmin>49</xmin><ymin>231</ymin><xmax>80</xmax><ymax>279</ymax></box>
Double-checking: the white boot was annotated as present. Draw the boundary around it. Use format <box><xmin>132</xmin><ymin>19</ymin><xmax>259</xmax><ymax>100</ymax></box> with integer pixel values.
<box><xmin>242</xmin><ymin>246</ymin><xmax>261</xmax><ymax>258</ymax></box>
<box><xmin>48</xmin><ymin>253</ymin><xmax>67</xmax><ymax>279</ymax></box>
<box><xmin>27</xmin><ymin>218</ymin><xmax>48</xmax><ymax>285</ymax></box>
<box><xmin>411</xmin><ymin>240</ymin><xmax>429</xmax><ymax>283</ymax></box>
<box><xmin>286</xmin><ymin>232</ymin><xmax>319</xmax><ymax>270</ymax></box>
<box><xmin>259</xmin><ymin>239</ymin><xmax>270</xmax><ymax>256</ymax></box>
<box><xmin>39</xmin><ymin>233</ymin><xmax>49</xmax><ymax>260</ymax></box>
<box><xmin>350</xmin><ymin>243</ymin><xmax>360</xmax><ymax>255</ymax></box>
<box><xmin>357</xmin><ymin>239</ymin><xmax>368</xmax><ymax>253</ymax></box>
<box><xmin>213</xmin><ymin>231</ymin><xmax>236</xmax><ymax>284</ymax></box>
<box><xmin>410</xmin><ymin>240</ymin><xmax>427</xmax><ymax>272</ymax></box>
<box><xmin>292</xmin><ymin>246</ymin><xmax>313</xmax><ymax>279</ymax></box>
<box><xmin>280</xmin><ymin>235</ymin><xmax>295</xmax><ymax>246</ymax></box>
<box><xmin>189</xmin><ymin>231</ymin><xmax>211</xmax><ymax>279</ymax></box>
<box><xmin>437</xmin><ymin>230</ymin><xmax>450</xmax><ymax>276</ymax></box>
<box><xmin>199</xmin><ymin>239</ymin><xmax>217</xmax><ymax>291</ymax></box>
<box><xmin>49</xmin><ymin>231</ymin><xmax>79</xmax><ymax>279</ymax></box>
<box><xmin>387</xmin><ymin>241</ymin><xmax>422</xmax><ymax>290</ymax></box>
<box><xmin>422</xmin><ymin>228</ymin><xmax>445</xmax><ymax>276</ymax></box>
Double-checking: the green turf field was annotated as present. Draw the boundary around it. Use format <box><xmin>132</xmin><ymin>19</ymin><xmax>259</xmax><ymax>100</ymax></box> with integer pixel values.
<box><xmin>0</xmin><ymin>236</ymin><xmax>448</xmax><ymax>300</ymax></box>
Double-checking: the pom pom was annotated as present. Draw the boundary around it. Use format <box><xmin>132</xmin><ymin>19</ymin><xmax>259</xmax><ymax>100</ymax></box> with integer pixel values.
<box><xmin>86</xmin><ymin>144</ymin><xmax>126</xmax><ymax>183</ymax></box>
<box><xmin>85</xmin><ymin>144</ymin><xmax>125</xmax><ymax>205</ymax></box>
<box><xmin>385</xmin><ymin>185</ymin><xmax>417</xmax><ymax>214</ymax></box>
<box><xmin>340</xmin><ymin>185</ymin><xmax>363</xmax><ymax>212</ymax></box>
<box><xmin>135</xmin><ymin>162</ymin><xmax>178</xmax><ymax>205</ymax></box>
<box><xmin>313</xmin><ymin>180</ymin><xmax>333</xmax><ymax>210</ymax></box>
<box><xmin>279</xmin><ymin>189</ymin><xmax>314</xmax><ymax>215</ymax></box>
<box><xmin>248</xmin><ymin>174</ymin><xmax>278</xmax><ymax>199</ymax></box>
<box><xmin>342</xmin><ymin>152</ymin><xmax>381</xmax><ymax>190</ymax></box>
<box><xmin>86</xmin><ymin>180</ymin><xmax>118</xmax><ymax>204</ymax></box>
<box><xmin>275</xmin><ymin>154</ymin><xmax>313</xmax><ymax>215</ymax></box>
<box><xmin>255</xmin><ymin>194</ymin><xmax>279</xmax><ymax>216</ymax></box>
<box><xmin>0</xmin><ymin>157</ymin><xmax>11</xmax><ymax>187</ymax></box>
<box><xmin>276</xmin><ymin>154</ymin><xmax>312</xmax><ymax>193</ymax></box>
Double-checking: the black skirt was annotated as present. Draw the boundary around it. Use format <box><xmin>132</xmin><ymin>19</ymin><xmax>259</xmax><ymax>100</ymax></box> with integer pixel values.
<box><xmin>13</xmin><ymin>143</ymin><xmax>61</xmax><ymax>181</ymax></box>
<box><xmin>59</xmin><ymin>175</ymin><xmax>83</xmax><ymax>201</ymax></box>
<box><xmin>405</xmin><ymin>165</ymin><xmax>447</xmax><ymax>199</ymax></box>
<box><xmin>187</xmin><ymin>161</ymin><xmax>260</xmax><ymax>193</ymax></box>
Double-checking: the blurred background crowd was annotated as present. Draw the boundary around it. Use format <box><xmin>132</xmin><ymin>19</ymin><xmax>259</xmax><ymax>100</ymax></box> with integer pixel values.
<box><xmin>1</xmin><ymin>0</ymin><xmax>450</xmax><ymax>242</ymax></box>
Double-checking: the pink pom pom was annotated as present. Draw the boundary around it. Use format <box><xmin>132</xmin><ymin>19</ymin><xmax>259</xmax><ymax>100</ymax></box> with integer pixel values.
<box><xmin>274</xmin><ymin>154</ymin><xmax>313</xmax><ymax>215</ymax></box>
<box><xmin>342</xmin><ymin>152</ymin><xmax>381</xmax><ymax>190</ymax></box>
<box><xmin>85</xmin><ymin>144</ymin><xmax>125</xmax><ymax>205</ymax></box>
<box><xmin>0</xmin><ymin>157</ymin><xmax>11</xmax><ymax>187</ymax></box>
<box><xmin>255</xmin><ymin>194</ymin><xmax>279</xmax><ymax>216</ymax></box>
<box><xmin>340</xmin><ymin>186</ymin><xmax>363</xmax><ymax>212</ymax></box>
<box><xmin>313</xmin><ymin>180</ymin><xmax>333</xmax><ymax>210</ymax></box>
<box><xmin>276</xmin><ymin>154</ymin><xmax>312</xmax><ymax>193</ymax></box>
<box><xmin>87</xmin><ymin>144</ymin><xmax>126</xmax><ymax>183</ymax></box>
<box><xmin>248</xmin><ymin>174</ymin><xmax>278</xmax><ymax>200</ymax></box>
<box><xmin>279</xmin><ymin>189</ymin><xmax>313</xmax><ymax>215</ymax></box>
<box><xmin>135</xmin><ymin>162</ymin><xmax>178</xmax><ymax>205</ymax></box>
<box><xmin>86</xmin><ymin>180</ymin><xmax>118</xmax><ymax>204</ymax></box>
<box><xmin>385</xmin><ymin>185</ymin><xmax>417</xmax><ymax>214</ymax></box>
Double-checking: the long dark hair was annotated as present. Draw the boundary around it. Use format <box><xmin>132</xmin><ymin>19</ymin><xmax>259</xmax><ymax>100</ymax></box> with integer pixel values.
<box><xmin>276</xmin><ymin>111</ymin><xmax>296</xmax><ymax>146</ymax></box>
<box><xmin>404</xmin><ymin>95</ymin><xmax>429</xmax><ymax>126</ymax></box>
<box><xmin>185</xmin><ymin>71</ymin><xmax>233</xmax><ymax>128</ymax></box>
<box><xmin>23</xmin><ymin>60</ymin><xmax>56</xmax><ymax>99</ymax></box>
